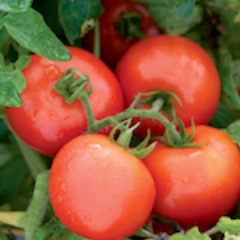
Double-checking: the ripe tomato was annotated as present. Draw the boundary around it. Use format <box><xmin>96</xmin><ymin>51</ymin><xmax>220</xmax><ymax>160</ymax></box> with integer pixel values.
<box><xmin>6</xmin><ymin>46</ymin><xmax>124</xmax><ymax>156</ymax></box>
<box><xmin>115</xmin><ymin>35</ymin><xmax>221</xmax><ymax>138</ymax></box>
<box><xmin>82</xmin><ymin>0</ymin><xmax>161</xmax><ymax>70</ymax></box>
<box><xmin>49</xmin><ymin>134</ymin><xmax>156</xmax><ymax>240</ymax></box>
<box><xmin>143</xmin><ymin>125</ymin><xmax>240</xmax><ymax>228</ymax></box>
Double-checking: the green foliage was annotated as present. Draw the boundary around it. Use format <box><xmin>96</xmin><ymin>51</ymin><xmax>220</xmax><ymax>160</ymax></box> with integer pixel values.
<box><xmin>0</xmin><ymin>0</ymin><xmax>240</xmax><ymax>239</ymax></box>
<box><xmin>217</xmin><ymin>217</ymin><xmax>240</xmax><ymax>235</ymax></box>
<box><xmin>0</xmin><ymin>0</ymin><xmax>32</xmax><ymax>12</ymax></box>
<box><xmin>59</xmin><ymin>0</ymin><xmax>104</xmax><ymax>44</ymax></box>
<box><xmin>169</xmin><ymin>227</ymin><xmax>211</xmax><ymax>240</ymax></box>
<box><xmin>134</xmin><ymin>0</ymin><xmax>203</xmax><ymax>35</ymax></box>
<box><xmin>3</xmin><ymin>8</ymin><xmax>71</xmax><ymax>61</ymax></box>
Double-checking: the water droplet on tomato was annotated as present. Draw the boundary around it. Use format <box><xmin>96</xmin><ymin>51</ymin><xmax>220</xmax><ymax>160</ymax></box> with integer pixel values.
<box><xmin>60</xmin><ymin>182</ymin><xmax>67</xmax><ymax>192</ymax></box>
<box><xmin>85</xmin><ymin>215</ymin><xmax>92</xmax><ymax>222</ymax></box>
<box><xmin>88</xmin><ymin>143</ymin><xmax>102</xmax><ymax>149</ymax></box>
<box><xmin>44</xmin><ymin>64</ymin><xmax>61</xmax><ymax>80</ymax></box>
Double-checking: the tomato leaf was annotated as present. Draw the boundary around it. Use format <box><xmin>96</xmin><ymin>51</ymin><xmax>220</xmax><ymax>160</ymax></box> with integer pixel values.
<box><xmin>222</xmin><ymin>120</ymin><xmax>240</xmax><ymax>146</ymax></box>
<box><xmin>134</xmin><ymin>0</ymin><xmax>203</xmax><ymax>35</ymax></box>
<box><xmin>209</xmin><ymin>104</ymin><xmax>240</xmax><ymax>129</ymax></box>
<box><xmin>0</xmin><ymin>69</ymin><xmax>25</xmax><ymax>107</ymax></box>
<box><xmin>186</xmin><ymin>227</ymin><xmax>211</xmax><ymax>240</ymax></box>
<box><xmin>0</xmin><ymin>153</ymin><xmax>31</xmax><ymax>209</ymax></box>
<box><xmin>217</xmin><ymin>217</ymin><xmax>240</xmax><ymax>235</ymax></box>
<box><xmin>59</xmin><ymin>0</ymin><xmax>104</xmax><ymax>44</ymax></box>
<box><xmin>0</xmin><ymin>119</ymin><xmax>9</xmax><ymax>141</ymax></box>
<box><xmin>0</xmin><ymin>0</ymin><xmax>32</xmax><ymax>12</ymax></box>
<box><xmin>168</xmin><ymin>0</ymin><xmax>196</xmax><ymax>23</ymax></box>
<box><xmin>3</xmin><ymin>8</ymin><xmax>71</xmax><ymax>61</ymax></box>
<box><xmin>168</xmin><ymin>227</ymin><xmax>211</xmax><ymax>240</ymax></box>
<box><xmin>15</xmin><ymin>54</ymin><xmax>31</xmax><ymax>70</ymax></box>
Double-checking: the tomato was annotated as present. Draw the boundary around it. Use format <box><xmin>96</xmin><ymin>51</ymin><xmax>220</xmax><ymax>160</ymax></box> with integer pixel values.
<box><xmin>115</xmin><ymin>35</ymin><xmax>221</xmax><ymax>138</ymax></box>
<box><xmin>82</xmin><ymin>0</ymin><xmax>161</xmax><ymax>70</ymax></box>
<box><xmin>143</xmin><ymin>125</ymin><xmax>240</xmax><ymax>229</ymax></box>
<box><xmin>6</xmin><ymin>46</ymin><xmax>124</xmax><ymax>156</ymax></box>
<box><xmin>49</xmin><ymin>134</ymin><xmax>156</xmax><ymax>240</ymax></box>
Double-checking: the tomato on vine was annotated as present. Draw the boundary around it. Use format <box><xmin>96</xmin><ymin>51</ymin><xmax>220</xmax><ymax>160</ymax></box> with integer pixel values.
<box><xmin>82</xmin><ymin>0</ymin><xmax>162</xmax><ymax>70</ymax></box>
<box><xmin>49</xmin><ymin>133</ymin><xmax>156</xmax><ymax>240</ymax></box>
<box><xmin>6</xmin><ymin>46</ymin><xmax>124</xmax><ymax>156</ymax></box>
<box><xmin>115</xmin><ymin>35</ymin><xmax>221</xmax><ymax>138</ymax></box>
<box><xmin>143</xmin><ymin>125</ymin><xmax>240</xmax><ymax>229</ymax></box>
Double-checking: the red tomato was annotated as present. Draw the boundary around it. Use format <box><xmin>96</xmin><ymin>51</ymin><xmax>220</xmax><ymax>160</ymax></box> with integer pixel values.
<box><xmin>82</xmin><ymin>0</ymin><xmax>161</xmax><ymax>70</ymax></box>
<box><xmin>49</xmin><ymin>134</ymin><xmax>156</xmax><ymax>240</ymax></box>
<box><xmin>143</xmin><ymin>125</ymin><xmax>240</xmax><ymax>228</ymax></box>
<box><xmin>115</xmin><ymin>35</ymin><xmax>221</xmax><ymax>138</ymax></box>
<box><xmin>6</xmin><ymin>47</ymin><xmax>124</xmax><ymax>156</ymax></box>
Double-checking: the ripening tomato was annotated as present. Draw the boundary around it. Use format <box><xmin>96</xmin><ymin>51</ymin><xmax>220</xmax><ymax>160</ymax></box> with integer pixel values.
<box><xmin>82</xmin><ymin>0</ymin><xmax>162</xmax><ymax>70</ymax></box>
<box><xmin>49</xmin><ymin>134</ymin><xmax>156</xmax><ymax>240</ymax></box>
<box><xmin>6</xmin><ymin>46</ymin><xmax>124</xmax><ymax>156</ymax></box>
<box><xmin>116</xmin><ymin>35</ymin><xmax>221</xmax><ymax>138</ymax></box>
<box><xmin>143</xmin><ymin>125</ymin><xmax>240</xmax><ymax>229</ymax></box>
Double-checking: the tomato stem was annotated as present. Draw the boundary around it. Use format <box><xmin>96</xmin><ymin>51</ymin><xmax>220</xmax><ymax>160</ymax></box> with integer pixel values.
<box><xmin>93</xmin><ymin>19</ymin><xmax>100</xmax><ymax>58</ymax></box>
<box><xmin>18</xmin><ymin>171</ymin><xmax>50</xmax><ymax>240</ymax></box>
<box><xmin>115</xmin><ymin>12</ymin><xmax>146</xmax><ymax>40</ymax></box>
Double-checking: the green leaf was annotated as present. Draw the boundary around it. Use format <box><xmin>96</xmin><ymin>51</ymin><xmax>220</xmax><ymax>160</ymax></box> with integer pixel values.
<box><xmin>209</xmin><ymin>104</ymin><xmax>240</xmax><ymax>129</ymax></box>
<box><xmin>0</xmin><ymin>119</ymin><xmax>9</xmax><ymax>141</ymax></box>
<box><xmin>210</xmin><ymin>4</ymin><xmax>240</xmax><ymax>59</ymax></box>
<box><xmin>0</xmin><ymin>0</ymin><xmax>32</xmax><ymax>12</ymax></box>
<box><xmin>186</xmin><ymin>227</ymin><xmax>211</xmax><ymax>240</ymax></box>
<box><xmin>171</xmin><ymin>0</ymin><xmax>196</xmax><ymax>23</ymax></box>
<box><xmin>15</xmin><ymin>54</ymin><xmax>31</xmax><ymax>70</ymax></box>
<box><xmin>0</xmin><ymin>15</ymin><xmax>4</xmax><ymax>30</ymax></box>
<box><xmin>222</xmin><ymin>120</ymin><xmax>240</xmax><ymax>146</ymax></box>
<box><xmin>0</xmin><ymin>143</ymin><xmax>12</xmax><ymax>167</ymax></box>
<box><xmin>135</xmin><ymin>0</ymin><xmax>203</xmax><ymax>35</ymax></box>
<box><xmin>169</xmin><ymin>227</ymin><xmax>211</xmax><ymax>240</ymax></box>
<box><xmin>219</xmin><ymin>66</ymin><xmax>240</xmax><ymax>110</ymax></box>
<box><xmin>217</xmin><ymin>217</ymin><xmax>240</xmax><ymax>235</ymax></box>
<box><xmin>4</xmin><ymin>8</ymin><xmax>71</xmax><ymax>61</ymax></box>
<box><xmin>0</xmin><ymin>69</ymin><xmax>25</xmax><ymax>107</ymax></box>
<box><xmin>59</xmin><ymin>0</ymin><xmax>104</xmax><ymax>44</ymax></box>
<box><xmin>224</xmin><ymin>232</ymin><xmax>240</xmax><ymax>240</ymax></box>
<box><xmin>133</xmin><ymin>227</ymin><xmax>157</xmax><ymax>238</ymax></box>
<box><xmin>169</xmin><ymin>233</ymin><xmax>189</xmax><ymax>240</ymax></box>
<box><xmin>0</xmin><ymin>154</ymin><xmax>30</xmax><ymax>206</ymax></box>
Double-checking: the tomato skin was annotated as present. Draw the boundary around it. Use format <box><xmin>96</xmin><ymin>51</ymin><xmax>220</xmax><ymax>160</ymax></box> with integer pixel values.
<box><xmin>49</xmin><ymin>134</ymin><xmax>156</xmax><ymax>240</ymax></box>
<box><xmin>116</xmin><ymin>35</ymin><xmax>221</xmax><ymax>137</ymax></box>
<box><xmin>143</xmin><ymin>125</ymin><xmax>240</xmax><ymax>228</ymax></box>
<box><xmin>6</xmin><ymin>47</ymin><xmax>124</xmax><ymax>156</ymax></box>
<box><xmin>83</xmin><ymin>0</ymin><xmax>161</xmax><ymax>70</ymax></box>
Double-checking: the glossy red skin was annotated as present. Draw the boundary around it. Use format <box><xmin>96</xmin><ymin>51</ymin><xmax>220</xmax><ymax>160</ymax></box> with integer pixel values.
<box><xmin>6</xmin><ymin>47</ymin><xmax>124</xmax><ymax>156</ymax></box>
<box><xmin>83</xmin><ymin>0</ymin><xmax>161</xmax><ymax>70</ymax></box>
<box><xmin>116</xmin><ymin>35</ymin><xmax>221</xmax><ymax>138</ymax></box>
<box><xmin>49</xmin><ymin>134</ymin><xmax>156</xmax><ymax>240</ymax></box>
<box><xmin>143</xmin><ymin>125</ymin><xmax>240</xmax><ymax>228</ymax></box>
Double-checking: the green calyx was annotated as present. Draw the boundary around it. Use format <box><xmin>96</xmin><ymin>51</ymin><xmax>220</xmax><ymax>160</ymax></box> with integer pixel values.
<box><xmin>110</xmin><ymin>119</ymin><xmax>156</xmax><ymax>159</ymax></box>
<box><xmin>156</xmin><ymin>118</ymin><xmax>204</xmax><ymax>148</ymax></box>
<box><xmin>54</xmin><ymin>68</ymin><xmax>92</xmax><ymax>104</ymax></box>
<box><xmin>141</xmin><ymin>91</ymin><xmax>182</xmax><ymax>123</ymax></box>
<box><xmin>115</xmin><ymin>11</ymin><xmax>146</xmax><ymax>40</ymax></box>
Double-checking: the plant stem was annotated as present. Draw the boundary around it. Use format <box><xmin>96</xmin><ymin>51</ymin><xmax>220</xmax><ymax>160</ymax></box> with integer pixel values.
<box><xmin>93</xmin><ymin>20</ymin><xmax>100</xmax><ymax>58</ymax></box>
<box><xmin>0</xmin><ymin>211</ymin><xmax>25</xmax><ymax>228</ymax></box>
<box><xmin>204</xmin><ymin>226</ymin><xmax>219</xmax><ymax>236</ymax></box>
<box><xmin>79</xmin><ymin>91</ymin><xmax>181</xmax><ymax>139</ymax></box>
<box><xmin>19</xmin><ymin>171</ymin><xmax>50</xmax><ymax>240</ymax></box>
<box><xmin>2</xmin><ymin>116</ymin><xmax>48</xmax><ymax>179</ymax></box>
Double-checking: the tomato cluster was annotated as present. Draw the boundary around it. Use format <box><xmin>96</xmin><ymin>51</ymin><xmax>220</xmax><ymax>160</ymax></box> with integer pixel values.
<box><xmin>5</xmin><ymin>2</ymin><xmax>240</xmax><ymax>240</ymax></box>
